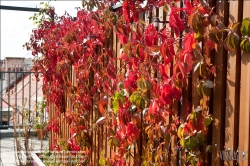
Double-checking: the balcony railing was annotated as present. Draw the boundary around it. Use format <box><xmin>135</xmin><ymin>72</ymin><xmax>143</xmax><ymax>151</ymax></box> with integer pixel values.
<box><xmin>0</xmin><ymin>71</ymin><xmax>46</xmax><ymax>129</ymax></box>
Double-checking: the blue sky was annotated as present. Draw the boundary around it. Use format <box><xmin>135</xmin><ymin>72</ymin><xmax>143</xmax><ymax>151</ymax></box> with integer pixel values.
<box><xmin>1</xmin><ymin>1</ymin><xmax>82</xmax><ymax>60</ymax></box>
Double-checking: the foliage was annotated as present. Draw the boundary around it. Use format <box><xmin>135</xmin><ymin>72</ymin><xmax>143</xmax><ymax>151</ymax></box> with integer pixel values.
<box><xmin>34</xmin><ymin>121</ymin><xmax>47</xmax><ymax>129</ymax></box>
<box><xmin>13</xmin><ymin>98</ymin><xmax>33</xmax><ymax>166</ymax></box>
<box><xmin>25</xmin><ymin>0</ymin><xmax>250</xmax><ymax>165</ymax></box>
<box><xmin>33</xmin><ymin>99</ymin><xmax>47</xmax><ymax>130</ymax></box>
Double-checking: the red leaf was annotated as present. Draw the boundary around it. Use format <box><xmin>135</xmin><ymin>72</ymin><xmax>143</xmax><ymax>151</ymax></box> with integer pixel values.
<box><xmin>184</xmin><ymin>121</ymin><xmax>194</xmax><ymax>134</ymax></box>
<box><xmin>120</xmin><ymin>51</ymin><xmax>128</xmax><ymax>61</ymax></box>
<box><xmin>145</xmin><ymin>24</ymin><xmax>157</xmax><ymax>47</ymax></box>
<box><xmin>183</xmin><ymin>32</ymin><xmax>196</xmax><ymax>55</ymax></box>
<box><xmin>158</xmin><ymin>64</ymin><xmax>169</xmax><ymax>79</ymax></box>
<box><xmin>172</xmin><ymin>87</ymin><xmax>182</xmax><ymax>100</ymax></box>
<box><xmin>160</xmin><ymin>42</ymin><xmax>174</xmax><ymax>64</ymax></box>
<box><xmin>205</xmin><ymin>39</ymin><xmax>215</xmax><ymax>50</ymax></box>
<box><xmin>133</xmin><ymin>11</ymin><xmax>139</xmax><ymax>22</ymax></box>
<box><xmin>117</xmin><ymin>34</ymin><xmax>128</xmax><ymax>45</ymax></box>
<box><xmin>174</xmin><ymin>62</ymin><xmax>186</xmax><ymax>80</ymax></box>
<box><xmin>160</xmin><ymin>84</ymin><xmax>173</xmax><ymax>105</ymax></box>
<box><xmin>127</xmin><ymin>122</ymin><xmax>140</xmax><ymax>140</ymax></box>
<box><xmin>199</xmin><ymin>6</ymin><xmax>208</xmax><ymax>15</ymax></box>
<box><xmin>148</xmin><ymin>100</ymin><xmax>159</xmax><ymax>115</ymax></box>
<box><xmin>169</xmin><ymin>7</ymin><xmax>185</xmax><ymax>36</ymax></box>
<box><xmin>107</xmin><ymin>63</ymin><xmax>116</xmax><ymax>79</ymax></box>
<box><xmin>184</xmin><ymin>0</ymin><xmax>193</xmax><ymax>16</ymax></box>
<box><xmin>184</xmin><ymin>53</ymin><xmax>193</xmax><ymax>73</ymax></box>
<box><xmin>158</xmin><ymin>0</ymin><xmax>165</xmax><ymax>7</ymax></box>
<box><xmin>124</xmin><ymin>71</ymin><xmax>138</xmax><ymax>89</ymax></box>
<box><xmin>98</xmin><ymin>95</ymin><xmax>108</xmax><ymax>115</ymax></box>
<box><xmin>122</xmin><ymin>1</ymin><xmax>131</xmax><ymax>23</ymax></box>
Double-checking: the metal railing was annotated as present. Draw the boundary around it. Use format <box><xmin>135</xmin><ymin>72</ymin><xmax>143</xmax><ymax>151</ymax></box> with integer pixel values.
<box><xmin>0</xmin><ymin>71</ymin><xmax>46</xmax><ymax>129</ymax></box>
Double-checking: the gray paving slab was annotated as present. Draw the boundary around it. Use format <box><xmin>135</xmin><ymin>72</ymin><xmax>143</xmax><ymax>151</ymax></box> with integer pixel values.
<box><xmin>0</xmin><ymin>136</ymin><xmax>48</xmax><ymax>166</ymax></box>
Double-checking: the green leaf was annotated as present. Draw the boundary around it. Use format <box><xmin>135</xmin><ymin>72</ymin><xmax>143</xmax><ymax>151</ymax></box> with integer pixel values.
<box><xmin>163</xmin><ymin>3</ymin><xmax>169</xmax><ymax>13</ymax></box>
<box><xmin>240</xmin><ymin>38</ymin><xmax>248</xmax><ymax>52</ymax></box>
<box><xmin>180</xmin><ymin>138</ymin><xmax>186</xmax><ymax>147</ymax></box>
<box><xmin>204</xmin><ymin>116</ymin><xmax>213</xmax><ymax>126</ymax></box>
<box><xmin>129</xmin><ymin>91</ymin><xmax>145</xmax><ymax>110</ymax></box>
<box><xmin>224</xmin><ymin>35</ymin><xmax>233</xmax><ymax>52</ymax></box>
<box><xmin>177</xmin><ymin>126</ymin><xmax>184</xmax><ymax>138</ymax></box>
<box><xmin>209</xmin><ymin>27</ymin><xmax>222</xmax><ymax>44</ymax></box>
<box><xmin>194</xmin><ymin>32</ymin><xmax>204</xmax><ymax>42</ymax></box>
<box><xmin>197</xmin><ymin>84</ymin><xmax>203</xmax><ymax>98</ymax></box>
<box><xmin>232</xmin><ymin>22</ymin><xmax>240</xmax><ymax>31</ymax></box>
<box><xmin>225</xmin><ymin>33</ymin><xmax>239</xmax><ymax>51</ymax></box>
<box><xmin>112</xmin><ymin>137</ymin><xmax>120</xmax><ymax>147</ymax></box>
<box><xmin>99</xmin><ymin>154</ymin><xmax>106</xmax><ymax>166</ymax></box>
<box><xmin>112</xmin><ymin>100</ymin><xmax>119</xmax><ymax>114</ymax></box>
<box><xmin>241</xmin><ymin>18</ymin><xmax>250</xmax><ymax>36</ymax></box>
<box><xmin>145</xmin><ymin>80</ymin><xmax>152</xmax><ymax>89</ymax></box>
<box><xmin>137</xmin><ymin>78</ymin><xmax>145</xmax><ymax>90</ymax></box>
<box><xmin>108</xmin><ymin>138</ymin><xmax>113</xmax><ymax>146</ymax></box>
<box><xmin>186</xmin><ymin>137</ymin><xmax>199</xmax><ymax>151</ymax></box>
<box><xmin>108</xmin><ymin>128</ymin><xmax>116</xmax><ymax>136</ymax></box>
<box><xmin>245</xmin><ymin>41</ymin><xmax>250</xmax><ymax>53</ymax></box>
<box><xmin>118</xmin><ymin>82</ymin><xmax>124</xmax><ymax>89</ymax></box>
<box><xmin>202</xmin><ymin>86</ymin><xmax>211</xmax><ymax>97</ymax></box>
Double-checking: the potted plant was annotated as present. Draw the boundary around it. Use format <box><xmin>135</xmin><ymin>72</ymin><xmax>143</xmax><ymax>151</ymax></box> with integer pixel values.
<box><xmin>34</xmin><ymin>121</ymin><xmax>47</xmax><ymax>140</ymax></box>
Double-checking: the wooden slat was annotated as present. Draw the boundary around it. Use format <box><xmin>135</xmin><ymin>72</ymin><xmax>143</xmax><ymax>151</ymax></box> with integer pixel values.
<box><xmin>110</xmin><ymin>30</ymin><xmax>117</xmax><ymax>160</ymax></box>
<box><xmin>157</xmin><ymin>6</ymin><xmax>172</xmax><ymax>165</ymax></box>
<box><xmin>224</xmin><ymin>1</ymin><xmax>243</xmax><ymax>166</ymax></box>
<box><xmin>211</xmin><ymin>1</ymin><xmax>229</xmax><ymax>166</ymax></box>
<box><xmin>238</xmin><ymin>1</ymin><xmax>250</xmax><ymax>166</ymax></box>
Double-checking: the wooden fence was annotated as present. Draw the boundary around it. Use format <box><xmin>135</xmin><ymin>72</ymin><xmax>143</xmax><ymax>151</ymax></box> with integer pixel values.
<box><xmin>48</xmin><ymin>1</ymin><xmax>250</xmax><ymax>166</ymax></box>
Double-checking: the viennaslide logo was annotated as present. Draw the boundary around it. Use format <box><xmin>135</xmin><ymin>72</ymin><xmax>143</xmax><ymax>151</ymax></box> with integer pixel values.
<box><xmin>219</xmin><ymin>149</ymin><xmax>248</xmax><ymax>161</ymax></box>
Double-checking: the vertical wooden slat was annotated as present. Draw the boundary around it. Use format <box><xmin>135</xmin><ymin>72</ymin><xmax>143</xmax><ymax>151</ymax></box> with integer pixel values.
<box><xmin>142</xmin><ymin>10</ymin><xmax>151</xmax><ymax>164</ymax></box>
<box><xmin>168</xmin><ymin>3</ymin><xmax>178</xmax><ymax>164</ymax></box>
<box><xmin>238</xmin><ymin>1</ymin><xmax>250</xmax><ymax>166</ymax></box>
<box><xmin>106</xmin><ymin>30</ymin><xmax>114</xmax><ymax>160</ymax></box>
<box><xmin>224</xmin><ymin>1</ymin><xmax>243</xmax><ymax>166</ymax></box>
<box><xmin>157</xmin><ymin>6</ymin><xmax>171</xmax><ymax>165</ymax></box>
<box><xmin>109</xmin><ymin>30</ymin><xmax>117</xmax><ymax>160</ymax></box>
<box><xmin>212</xmin><ymin>1</ymin><xmax>229</xmax><ymax>166</ymax></box>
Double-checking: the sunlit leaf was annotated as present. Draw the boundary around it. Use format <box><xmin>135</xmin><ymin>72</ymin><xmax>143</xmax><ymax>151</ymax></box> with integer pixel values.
<box><xmin>177</xmin><ymin>126</ymin><xmax>184</xmax><ymax>138</ymax></box>
<box><xmin>96</xmin><ymin>116</ymin><xmax>106</xmax><ymax>125</ymax></box>
<box><xmin>204</xmin><ymin>116</ymin><xmax>213</xmax><ymax>126</ymax></box>
<box><xmin>193</xmin><ymin>61</ymin><xmax>201</xmax><ymax>73</ymax></box>
<box><xmin>241</xmin><ymin>18</ymin><xmax>250</xmax><ymax>36</ymax></box>
<box><xmin>231</xmin><ymin>22</ymin><xmax>240</xmax><ymax>31</ymax></box>
<box><xmin>206</xmin><ymin>145</ymin><xmax>212</xmax><ymax>152</ymax></box>
<box><xmin>180</xmin><ymin>138</ymin><xmax>186</xmax><ymax>147</ymax></box>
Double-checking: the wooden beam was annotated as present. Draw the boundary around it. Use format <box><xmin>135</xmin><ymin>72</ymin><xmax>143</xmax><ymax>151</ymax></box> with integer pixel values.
<box><xmin>211</xmin><ymin>1</ymin><xmax>229</xmax><ymax>165</ymax></box>
<box><xmin>238</xmin><ymin>1</ymin><xmax>250</xmax><ymax>166</ymax></box>
<box><xmin>224</xmin><ymin>1</ymin><xmax>243</xmax><ymax>166</ymax></box>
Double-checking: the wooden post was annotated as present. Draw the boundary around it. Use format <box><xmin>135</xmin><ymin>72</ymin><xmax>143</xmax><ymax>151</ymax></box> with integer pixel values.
<box><xmin>238</xmin><ymin>2</ymin><xmax>250</xmax><ymax>166</ymax></box>
<box><xmin>224</xmin><ymin>1</ymin><xmax>243</xmax><ymax>166</ymax></box>
<box><xmin>211</xmin><ymin>1</ymin><xmax>229</xmax><ymax>166</ymax></box>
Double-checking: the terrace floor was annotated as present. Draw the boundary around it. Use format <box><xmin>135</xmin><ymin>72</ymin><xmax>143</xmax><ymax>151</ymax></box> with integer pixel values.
<box><xmin>0</xmin><ymin>133</ymin><xmax>48</xmax><ymax>166</ymax></box>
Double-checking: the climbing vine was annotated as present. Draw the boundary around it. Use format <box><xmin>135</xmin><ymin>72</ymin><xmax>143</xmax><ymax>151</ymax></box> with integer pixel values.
<box><xmin>25</xmin><ymin>0</ymin><xmax>250</xmax><ymax>165</ymax></box>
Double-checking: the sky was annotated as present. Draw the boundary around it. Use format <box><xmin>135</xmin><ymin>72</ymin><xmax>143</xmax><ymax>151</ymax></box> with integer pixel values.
<box><xmin>1</xmin><ymin>1</ymin><xmax>83</xmax><ymax>60</ymax></box>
